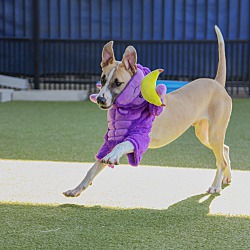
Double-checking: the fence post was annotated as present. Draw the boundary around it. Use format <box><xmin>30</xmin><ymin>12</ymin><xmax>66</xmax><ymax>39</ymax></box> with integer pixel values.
<box><xmin>33</xmin><ymin>0</ymin><xmax>40</xmax><ymax>89</ymax></box>
<box><xmin>249</xmin><ymin>61</ymin><xmax>250</xmax><ymax>97</ymax></box>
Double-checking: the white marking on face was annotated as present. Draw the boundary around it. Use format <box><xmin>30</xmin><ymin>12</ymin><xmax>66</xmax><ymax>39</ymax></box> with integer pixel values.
<box><xmin>98</xmin><ymin>68</ymin><xmax>116</xmax><ymax>107</ymax></box>
<box><xmin>107</xmin><ymin>68</ymin><xmax>115</xmax><ymax>84</ymax></box>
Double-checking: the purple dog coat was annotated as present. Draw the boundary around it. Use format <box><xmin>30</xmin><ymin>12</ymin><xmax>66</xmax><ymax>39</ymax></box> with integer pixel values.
<box><xmin>96</xmin><ymin>64</ymin><xmax>164</xmax><ymax>167</ymax></box>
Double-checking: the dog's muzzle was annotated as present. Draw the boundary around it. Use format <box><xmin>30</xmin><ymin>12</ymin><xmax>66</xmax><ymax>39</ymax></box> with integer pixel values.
<box><xmin>97</xmin><ymin>96</ymin><xmax>107</xmax><ymax>105</ymax></box>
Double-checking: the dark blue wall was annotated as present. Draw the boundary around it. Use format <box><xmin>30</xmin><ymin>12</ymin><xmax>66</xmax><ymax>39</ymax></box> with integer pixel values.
<box><xmin>1</xmin><ymin>0</ymin><xmax>249</xmax><ymax>40</ymax></box>
<box><xmin>0</xmin><ymin>0</ymin><xmax>249</xmax><ymax>83</ymax></box>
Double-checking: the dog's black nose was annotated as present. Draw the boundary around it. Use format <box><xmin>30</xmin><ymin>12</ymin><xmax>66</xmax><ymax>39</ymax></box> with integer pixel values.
<box><xmin>97</xmin><ymin>96</ymin><xmax>107</xmax><ymax>105</ymax></box>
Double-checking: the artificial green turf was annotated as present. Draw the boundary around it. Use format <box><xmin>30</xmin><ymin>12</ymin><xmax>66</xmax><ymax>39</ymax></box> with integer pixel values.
<box><xmin>0</xmin><ymin>100</ymin><xmax>250</xmax><ymax>249</ymax></box>
<box><xmin>0</xmin><ymin>99</ymin><xmax>249</xmax><ymax>170</ymax></box>
<box><xmin>1</xmin><ymin>194</ymin><xmax>250</xmax><ymax>249</ymax></box>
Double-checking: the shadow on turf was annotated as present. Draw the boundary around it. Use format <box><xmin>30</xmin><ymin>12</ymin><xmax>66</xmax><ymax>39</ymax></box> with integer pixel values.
<box><xmin>166</xmin><ymin>184</ymin><xmax>232</xmax><ymax>216</ymax></box>
<box><xmin>1</xmin><ymin>186</ymin><xmax>249</xmax><ymax>249</ymax></box>
<box><xmin>166</xmin><ymin>193</ymin><xmax>216</xmax><ymax>216</ymax></box>
<box><xmin>1</xmin><ymin>192</ymin><xmax>249</xmax><ymax>250</ymax></box>
<box><xmin>59</xmin><ymin>193</ymin><xmax>218</xmax><ymax>215</ymax></box>
<box><xmin>60</xmin><ymin>184</ymin><xmax>230</xmax><ymax>214</ymax></box>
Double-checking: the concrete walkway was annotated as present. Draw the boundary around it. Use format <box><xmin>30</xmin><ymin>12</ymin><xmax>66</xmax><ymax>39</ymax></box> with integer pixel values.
<box><xmin>0</xmin><ymin>159</ymin><xmax>249</xmax><ymax>217</ymax></box>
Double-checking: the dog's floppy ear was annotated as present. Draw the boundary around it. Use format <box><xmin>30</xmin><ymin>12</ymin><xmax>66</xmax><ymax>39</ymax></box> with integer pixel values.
<box><xmin>121</xmin><ymin>46</ymin><xmax>137</xmax><ymax>74</ymax></box>
<box><xmin>101</xmin><ymin>41</ymin><xmax>115</xmax><ymax>68</ymax></box>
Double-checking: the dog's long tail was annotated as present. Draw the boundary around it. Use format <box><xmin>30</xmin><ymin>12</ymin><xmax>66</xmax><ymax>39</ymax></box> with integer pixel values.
<box><xmin>214</xmin><ymin>25</ymin><xmax>226</xmax><ymax>87</ymax></box>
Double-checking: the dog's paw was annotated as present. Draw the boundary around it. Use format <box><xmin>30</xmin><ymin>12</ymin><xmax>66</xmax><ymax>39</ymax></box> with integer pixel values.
<box><xmin>63</xmin><ymin>187</ymin><xmax>85</xmax><ymax>198</ymax></box>
<box><xmin>102</xmin><ymin>151</ymin><xmax>120</xmax><ymax>165</ymax></box>
<box><xmin>207</xmin><ymin>186</ymin><xmax>221</xmax><ymax>194</ymax></box>
<box><xmin>222</xmin><ymin>176</ymin><xmax>231</xmax><ymax>185</ymax></box>
<box><xmin>222</xmin><ymin>171</ymin><xmax>232</xmax><ymax>185</ymax></box>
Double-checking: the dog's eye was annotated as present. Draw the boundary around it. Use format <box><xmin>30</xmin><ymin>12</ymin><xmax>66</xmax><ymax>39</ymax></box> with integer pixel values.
<box><xmin>114</xmin><ymin>78</ymin><xmax>123</xmax><ymax>87</ymax></box>
<box><xmin>100</xmin><ymin>77</ymin><xmax>106</xmax><ymax>86</ymax></box>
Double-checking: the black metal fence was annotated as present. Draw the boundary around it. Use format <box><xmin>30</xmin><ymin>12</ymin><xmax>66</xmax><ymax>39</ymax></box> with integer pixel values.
<box><xmin>1</xmin><ymin>38</ymin><xmax>249</xmax><ymax>95</ymax></box>
<box><xmin>0</xmin><ymin>0</ymin><xmax>249</xmax><ymax>96</ymax></box>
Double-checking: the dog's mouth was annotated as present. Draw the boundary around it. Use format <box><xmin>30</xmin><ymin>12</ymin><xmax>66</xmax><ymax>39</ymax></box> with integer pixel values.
<box><xmin>99</xmin><ymin>104</ymin><xmax>112</xmax><ymax>110</ymax></box>
<box><xmin>98</xmin><ymin>98</ymin><xmax>116</xmax><ymax>110</ymax></box>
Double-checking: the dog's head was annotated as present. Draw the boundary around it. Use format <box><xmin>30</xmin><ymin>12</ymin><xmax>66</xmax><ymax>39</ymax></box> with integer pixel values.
<box><xmin>96</xmin><ymin>41</ymin><xmax>137</xmax><ymax>109</ymax></box>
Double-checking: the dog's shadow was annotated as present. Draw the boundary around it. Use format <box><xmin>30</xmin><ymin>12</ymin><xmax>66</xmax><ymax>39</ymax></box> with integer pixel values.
<box><xmin>60</xmin><ymin>193</ymin><xmax>218</xmax><ymax>219</ymax></box>
<box><xmin>166</xmin><ymin>185</ymin><xmax>229</xmax><ymax>216</ymax></box>
<box><xmin>166</xmin><ymin>193</ymin><xmax>215</xmax><ymax>217</ymax></box>
<box><xmin>60</xmin><ymin>183</ymin><xmax>229</xmax><ymax>216</ymax></box>
<box><xmin>60</xmin><ymin>189</ymin><xmax>228</xmax><ymax>217</ymax></box>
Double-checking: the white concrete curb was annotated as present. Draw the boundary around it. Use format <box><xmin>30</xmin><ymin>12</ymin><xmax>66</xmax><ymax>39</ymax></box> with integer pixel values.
<box><xmin>0</xmin><ymin>159</ymin><xmax>249</xmax><ymax>216</ymax></box>
<box><xmin>12</xmin><ymin>90</ymin><xmax>88</xmax><ymax>101</ymax></box>
<box><xmin>0</xmin><ymin>89</ymin><xmax>14</xmax><ymax>102</ymax></box>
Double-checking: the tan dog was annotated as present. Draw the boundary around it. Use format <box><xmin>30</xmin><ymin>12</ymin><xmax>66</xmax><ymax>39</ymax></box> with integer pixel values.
<box><xmin>64</xmin><ymin>26</ymin><xmax>232</xmax><ymax>197</ymax></box>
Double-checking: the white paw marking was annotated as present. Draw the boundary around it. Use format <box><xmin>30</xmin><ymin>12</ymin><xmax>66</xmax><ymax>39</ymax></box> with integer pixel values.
<box><xmin>102</xmin><ymin>149</ymin><xmax>120</xmax><ymax>165</ymax></box>
<box><xmin>63</xmin><ymin>187</ymin><xmax>86</xmax><ymax>197</ymax></box>
<box><xmin>207</xmin><ymin>186</ymin><xmax>221</xmax><ymax>194</ymax></box>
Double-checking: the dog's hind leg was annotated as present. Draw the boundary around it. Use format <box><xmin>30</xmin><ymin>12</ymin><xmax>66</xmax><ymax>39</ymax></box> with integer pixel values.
<box><xmin>207</xmin><ymin>122</ymin><xmax>230</xmax><ymax>194</ymax></box>
<box><xmin>63</xmin><ymin>161</ymin><xmax>106</xmax><ymax>197</ymax></box>
<box><xmin>195</xmin><ymin>119</ymin><xmax>231</xmax><ymax>193</ymax></box>
<box><xmin>222</xmin><ymin>144</ymin><xmax>231</xmax><ymax>185</ymax></box>
<box><xmin>194</xmin><ymin>119</ymin><xmax>211</xmax><ymax>149</ymax></box>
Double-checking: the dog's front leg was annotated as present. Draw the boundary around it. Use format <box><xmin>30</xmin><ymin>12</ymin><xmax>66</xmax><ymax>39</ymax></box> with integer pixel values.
<box><xmin>63</xmin><ymin>160</ymin><xmax>106</xmax><ymax>197</ymax></box>
<box><xmin>102</xmin><ymin>141</ymin><xmax>134</xmax><ymax>165</ymax></box>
